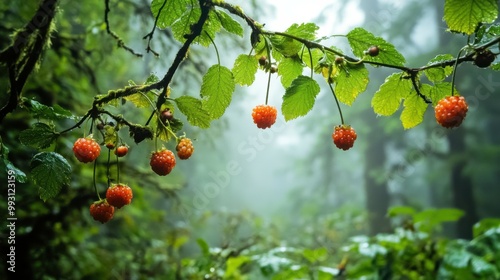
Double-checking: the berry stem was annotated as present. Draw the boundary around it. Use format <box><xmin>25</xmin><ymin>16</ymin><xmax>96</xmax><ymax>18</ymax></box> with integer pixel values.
<box><xmin>166</xmin><ymin>125</ymin><xmax>178</xmax><ymax>141</ymax></box>
<box><xmin>141</xmin><ymin>91</ymin><xmax>158</xmax><ymax>124</ymax></box>
<box><xmin>265</xmin><ymin>65</ymin><xmax>272</xmax><ymax>105</ymax></box>
<box><xmin>450</xmin><ymin>47</ymin><xmax>466</xmax><ymax>96</ymax></box>
<box><xmin>328</xmin><ymin>82</ymin><xmax>344</xmax><ymax>125</ymax></box>
<box><xmin>59</xmin><ymin>110</ymin><xmax>92</xmax><ymax>134</ymax></box>
<box><xmin>264</xmin><ymin>37</ymin><xmax>272</xmax><ymax>105</ymax></box>
<box><xmin>106</xmin><ymin>149</ymin><xmax>111</xmax><ymax>186</ymax></box>
<box><xmin>154</xmin><ymin>132</ymin><xmax>158</xmax><ymax>152</ymax></box>
<box><xmin>344</xmin><ymin>58</ymin><xmax>365</xmax><ymax>65</ymax></box>
<box><xmin>93</xmin><ymin>158</ymin><xmax>101</xmax><ymax>200</ymax></box>
<box><xmin>307</xmin><ymin>47</ymin><xmax>314</xmax><ymax>78</ymax></box>
<box><xmin>145</xmin><ymin>111</ymin><xmax>155</xmax><ymax>126</ymax></box>
<box><xmin>116</xmin><ymin>152</ymin><xmax>120</xmax><ymax>184</ymax></box>
<box><xmin>206</xmin><ymin>31</ymin><xmax>221</xmax><ymax>66</ymax></box>
<box><xmin>89</xmin><ymin>117</ymin><xmax>95</xmax><ymax>135</ymax></box>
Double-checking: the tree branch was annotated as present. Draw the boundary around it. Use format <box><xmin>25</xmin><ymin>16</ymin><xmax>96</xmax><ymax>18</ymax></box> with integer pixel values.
<box><xmin>94</xmin><ymin>0</ymin><xmax>211</xmax><ymax>114</ymax></box>
<box><xmin>154</xmin><ymin>0</ymin><xmax>212</xmax><ymax>111</ymax></box>
<box><xmin>104</xmin><ymin>0</ymin><xmax>143</xmax><ymax>57</ymax></box>
<box><xmin>214</xmin><ymin>1</ymin><xmax>500</xmax><ymax>74</ymax></box>
<box><xmin>61</xmin><ymin>0</ymin><xmax>500</xmax><ymax>134</ymax></box>
<box><xmin>0</xmin><ymin>0</ymin><xmax>59</xmax><ymax>123</ymax></box>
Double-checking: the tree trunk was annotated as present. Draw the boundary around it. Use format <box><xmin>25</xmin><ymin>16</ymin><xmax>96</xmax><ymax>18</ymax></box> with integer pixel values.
<box><xmin>358</xmin><ymin>0</ymin><xmax>391</xmax><ymax>235</ymax></box>
<box><xmin>448</xmin><ymin>130</ymin><xmax>478</xmax><ymax>239</ymax></box>
<box><xmin>364</xmin><ymin>131</ymin><xmax>392</xmax><ymax>235</ymax></box>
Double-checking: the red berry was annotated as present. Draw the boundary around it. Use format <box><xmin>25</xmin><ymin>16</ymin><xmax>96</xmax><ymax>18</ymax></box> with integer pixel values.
<box><xmin>176</xmin><ymin>138</ymin><xmax>194</xmax><ymax>160</ymax></box>
<box><xmin>106</xmin><ymin>142</ymin><xmax>115</xmax><ymax>150</ymax></box>
<box><xmin>150</xmin><ymin>149</ymin><xmax>176</xmax><ymax>176</ymax></box>
<box><xmin>106</xmin><ymin>184</ymin><xmax>133</xmax><ymax>209</ymax></box>
<box><xmin>73</xmin><ymin>137</ymin><xmax>101</xmax><ymax>163</ymax></box>
<box><xmin>332</xmin><ymin>125</ymin><xmax>357</xmax><ymax>151</ymax></box>
<box><xmin>367</xmin><ymin>46</ymin><xmax>380</xmax><ymax>57</ymax></box>
<box><xmin>114</xmin><ymin>145</ymin><xmax>129</xmax><ymax>157</ymax></box>
<box><xmin>434</xmin><ymin>95</ymin><xmax>468</xmax><ymax>128</ymax></box>
<box><xmin>252</xmin><ymin>105</ymin><xmax>277</xmax><ymax>129</ymax></box>
<box><xmin>89</xmin><ymin>200</ymin><xmax>114</xmax><ymax>223</ymax></box>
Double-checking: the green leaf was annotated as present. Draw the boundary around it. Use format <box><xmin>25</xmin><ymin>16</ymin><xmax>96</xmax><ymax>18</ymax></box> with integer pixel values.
<box><xmin>334</xmin><ymin>64</ymin><xmax>369</xmax><ymax>105</ymax></box>
<box><xmin>414</xmin><ymin>208</ymin><xmax>465</xmax><ymax>232</ymax></box>
<box><xmin>172</xmin><ymin>7</ymin><xmax>201</xmax><ymax>43</ymax></box>
<box><xmin>302</xmin><ymin>248</ymin><xmax>327</xmax><ymax>263</ymax></box>
<box><xmin>475</xmin><ymin>24</ymin><xmax>500</xmax><ymax>44</ymax></box>
<box><xmin>358</xmin><ymin>243</ymin><xmax>387</xmax><ymax>258</ymax></box>
<box><xmin>155</xmin><ymin>101</ymin><xmax>180</xmax><ymax>142</ymax></box>
<box><xmin>175</xmin><ymin>96</ymin><xmax>211</xmax><ymax>128</ymax></box>
<box><xmin>258</xmin><ymin>255</ymin><xmax>293</xmax><ymax>276</ymax></box>
<box><xmin>19</xmin><ymin>123</ymin><xmax>59</xmax><ymax>149</ymax></box>
<box><xmin>124</xmin><ymin>92</ymin><xmax>156</xmax><ymax>108</ymax></box>
<box><xmin>145</xmin><ymin>73</ymin><xmax>160</xmax><ymax>84</ymax></box>
<box><xmin>232</xmin><ymin>54</ymin><xmax>258</xmax><ymax>86</ymax></box>
<box><xmin>491</xmin><ymin>62</ymin><xmax>500</xmax><ymax>71</ymax></box>
<box><xmin>424</xmin><ymin>54</ymin><xmax>455</xmax><ymax>83</ymax></box>
<box><xmin>197</xmin><ymin>238</ymin><xmax>210</xmax><ymax>256</ymax></box>
<box><xmin>30</xmin><ymin>152</ymin><xmax>71</xmax><ymax>201</ymax></box>
<box><xmin>318</xmin><ymin>267</ymin><xmax>341</xmax><ymax>279</ymax></box>
<box><xmin>387</xmin><ymin>206</ymin><xmax>417</xmax><ymax>217</ymax></box>
<box><xmin>22</xmin><ymin>99</ymin><xmax>74</xmax><ymax>120</ymax></box>
<box><xmin>444</xmin><ymin>242</ymin><xmax>471</xmax><ymax>269</ymax></box>
<box><xmin>278</xmin><ymin>56</ymin><xmax>304</xmax><ymax>88</ymax></box>
<box><xmin>346</xmin><ymin>259</ymin><xmax>377</xmax><ymax>278</ymax></box>
<box><xmin>52</xmin><ymin>105</ymin><xmax>74</xmax><ymax>118</ymax></box>
<box><xmin>470</xmin><ymin>256</ymin><xmax>498</xmax><ymax>276</ymax></box>
<box><xmin>281</xmin><ymin>76</ymin><xmax>320</xmax><ymax>121</ymax></box>
<box><xmin>201</xmin><ymin>65</ymin><xmax>235</xmax><ymax>119</ymax></box>
<box><xmin>444</xmin><ymin>0</ymin><xmax>498</xmax><ymax>35</ymax></box>
<box><xmin>269</xmin><ymin>36</ymin><xmax>295</xmax><ymax>59</ymax></box>
<box><xmin>128</xmin><ymin>76</ymin><xmax>161</xmax><ymax>106</ymax></box>
<box><xmin>200</xmin><ymin>11</ymin><xmax>223</xmax><ymax>45</ymax></box>
<box><xmin>426</xmin><ymin>82</ymin><xmax>455</xmax><ymax>106</ymax></box>
<box><xmin>1</xmin><ymin>144</ymin><xmax>27</xmax><ymax>183</ymax></box>
<box><xmin>286</xmin><ymin>23</ymin><xmax>318</xmax><ymax>41</ymax></box>
<box><xmin>473</xmin><ymin>218</ymin><xmax>500</xmax><ymax>238</ymax></box>
<box><xmin>273</xmin><ymin>266</ymin><xmax>309</xmax><ymax>279</ymax></box>
<box><xmin>371</xmin><ymin>73</ymin><xmax>411</xmax><ymax>116</ymax></box>
<box><xmin>400</xmin><ymin>93</ymin><xmax>429</xmax><ymax>129</ymax></box>
<box><xmin>215</xmin><ymin>10</ymin><xmax>243</xmax><ymax>37</ymax></box>
<box><xmin>346</xmin><ymin>27</ymin><xmax>406</xmax><ymax>66</ymax></box>
<box><xmin>421</xmin><ymin>208</ymin><xmax>465</xmax><ymax>223</ymax></box>
<box><xmin>272</xmin><ymin>23</ymin><xmax>318</xmax><ymax>57</ymax></box>
<box><xmin>301</xmin><ymin>48</ymin><xmax>324</xmax><ymax>72</ymax></box>
<box><xmin>225</xmin><ymin>256</ymin><xmax>251</xmax><ymax>277</ymax></box>
<box><xmin>151</xmin><ymin>0</ymin><xmax>189</xmax><ymax>29</ymax></box>
<box><xmin>171</xmin><ymin>8</ymin><xmax>222</xmax><ymax>46</ymax></box>
<box><xmin>156</xmin><ymin>117</ymin><xmax>183</xmax><ymax>142</ymax></box>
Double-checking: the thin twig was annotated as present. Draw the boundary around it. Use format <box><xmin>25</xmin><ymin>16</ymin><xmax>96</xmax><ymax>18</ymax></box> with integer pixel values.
<box><xmin>142</xmin><ymin>0</ymin><xmax>167</xmax><ymax>56</ymax></box>
<box><xmin>104</xmin><ymin>0</ymin><xmax>143</xmax><ymax>57</ymax></box>
<box><xmin>410</xmin><ymin>73</ymin><xmax>432</xmax><ymax>104</ymax></box>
